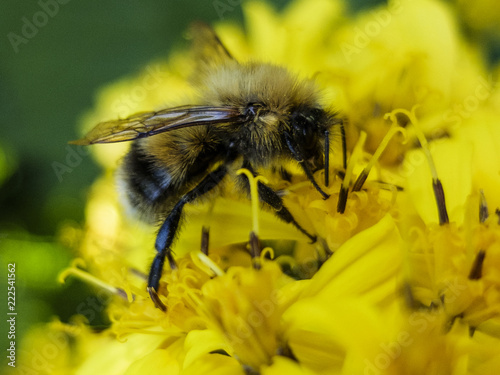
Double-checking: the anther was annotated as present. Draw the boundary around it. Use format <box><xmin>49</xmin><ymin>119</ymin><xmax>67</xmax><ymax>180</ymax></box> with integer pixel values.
<box><xmin>479</xmin><ymin>190</ymin><xmax>489</xmax><ymax>223</ymax></box>
<box><xmin>201</xmin><ymin>226</ymin><xmax>210</xmax><ymax>255</ymax></box>
<box><xmin>468</xmin><ymin>250</ymin><xmax>486</xmax><ymax>280</ymax></box>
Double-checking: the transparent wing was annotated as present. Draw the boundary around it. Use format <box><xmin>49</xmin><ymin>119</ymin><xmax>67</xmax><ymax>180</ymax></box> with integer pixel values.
<box><xmin>70</xmin><ymin>105</ymin><xmax>244</xmax><ymax>145</ymax></box>
<box><xmin>189</xmin><ymin>21</ymin><xmax>235</xmax><ymax>65</ymax></box>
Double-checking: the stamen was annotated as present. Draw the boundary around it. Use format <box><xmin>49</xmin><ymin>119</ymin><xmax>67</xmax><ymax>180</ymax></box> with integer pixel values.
<box><xmin>402</xmin><ymin>282</ymin><xmax>423</xmax><ymax>310</ymax></box>
<box><xmin>249</xmin><ymin>231</ymin><xmax>261</xmax><ymax>265</ymax></box>
<box><xmin>201</xmin><ymin>226</ymin><xmax>210</xmax><ymax>255</ymax></box>
<box><xmin>237</xmin><ymin>168</ymin><xmax>269</xmax><ymax>261</ymax></box>
<box><xmin>129</xmin><ymin>267</ymin><xmax>147</xmax><ymax>280</ymax></box>
<box><xmin>337</xmin><ymin>131</ymin><xmax>367</xmax><ymax>213</ymax></box>
<box><xmin>479</xmin><ymin>190</ymin><xmax>489</xmax><ymax>223</ymax></box>
<box><xmin>243</xmin><ymin>365</ymin><xmax>261</xmax><ymax>375</ymax></box>
<box><xmin>469</xmin><ymin>326</ymin><xmax>476</xmax><ymax>337</ymax></box>
<box><xmin>340</xmin><ymin>118</ymin><xmax>347</xmax><ymax>171</ymax></box>
<box><xmin>468</xmin><ymin>250</ymin><xmax>486</xmax><ymax>280</ymax></box>
<box><xmin>201</xmin><ymin>199</ymin><xmax>216</xmax><ymax>255</ymax></box>
<box><xmin>260</xmin><ymin>247</ymin><xmax>274</xmax><ymax>261</ymax></box>
<box><xmin>182</xmin><ymin>285</ymin><xmax>209</xmax><ymax>316</ymax></box>
<box><xmin>324</xmin><ymin>129</ymin><xmax>330</xmax><ymax>187</ymax></box>
<box><xmin>237</xmin><ymin>168</ymin><xmax>268</xmax><ymax>237</ymax></box>
<box><xmin>195</xmin><ymin>252</ymin><xmax>224</xmax><ymax>277</ymax></box>
<box><xmin>59</xmin><ymin>259</ymin><xmax>130</xmax><ymax>301</ymax></box>
<box><xmin>386</xmin><ymin>107</ymin><xmax>449</xmax><ymax>225</ymax></box>
<box><xmin>352</xmin><ymin>122</ymin><xmax>407</xmax><ymax>191</ymax></box>
<box><xmin>369</xmin><ymin>181</ymin><xmax>400</xmax><ymax>206</ymax></box>
<box><xmin>433</xmin><ymin>179</ymin><xmax>449</xmax><ymax>225</ymax></box>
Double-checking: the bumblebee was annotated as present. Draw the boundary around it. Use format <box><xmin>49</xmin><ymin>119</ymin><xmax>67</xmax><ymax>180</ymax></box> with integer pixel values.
<box><xmin>72</xmin><ymin>23</ymin><xmax>346</xmax><ymax>310</ymax></box>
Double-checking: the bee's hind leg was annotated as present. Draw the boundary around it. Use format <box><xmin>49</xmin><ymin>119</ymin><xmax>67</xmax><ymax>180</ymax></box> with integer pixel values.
<box><xmin>147</xmin><ymin>248</ymin><xmax>174</xmax><ymax>312</ymax></box>
<box><xmin>147</xmin><ymin>164</ymin><xmax>228</xmax><ymax>310</ymax></box>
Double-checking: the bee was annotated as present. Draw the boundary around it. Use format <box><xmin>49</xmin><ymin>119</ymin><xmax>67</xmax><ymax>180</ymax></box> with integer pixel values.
<box><xmin>71</xmin><ymin>23</ymin><xmax>346</xmax><ymax>310</ymax></box>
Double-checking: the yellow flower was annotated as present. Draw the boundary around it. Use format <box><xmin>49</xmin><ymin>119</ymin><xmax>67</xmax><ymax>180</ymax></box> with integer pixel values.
<box><xmin>283</xmin><ymin>215</ymin><xmax>403</xmax><ymax>374</ymax></box>
<box><xmin>15</xmin><ymin>0</ymin><xmax>500</xmax><ymax>374</ymax></box>
<box><xmin>402</xmin><ymin>115</ymin><xmax>500</xmax><ymax>335</ymax></box>
<box><xmin>200</xmin><ymin>261</ymin><xmax>290</xmax><ymax>369</ymax></box>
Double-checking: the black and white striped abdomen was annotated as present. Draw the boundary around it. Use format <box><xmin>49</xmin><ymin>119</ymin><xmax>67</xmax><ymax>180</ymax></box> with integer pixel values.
<box><xmin>117</xmin><ymin>142</ymin><xmax>178</xmax><ymax>224</ymax></box>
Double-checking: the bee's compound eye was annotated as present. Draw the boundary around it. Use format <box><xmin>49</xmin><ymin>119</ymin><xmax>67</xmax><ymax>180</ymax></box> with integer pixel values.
<box><xmin>291</xmin><ymin>109</ymin><xmax>316</xmax><ymax>131</ymax></box>
<box><xmin>290</xmin><ymin>108</ymin><xmax>324</xmax><ymax>148</ymax></box>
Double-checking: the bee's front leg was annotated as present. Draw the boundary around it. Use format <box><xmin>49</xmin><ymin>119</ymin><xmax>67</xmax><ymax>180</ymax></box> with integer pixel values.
<box><xmin>255</xmin><ymin>181</ymin><xmax>317</xmax><ymax>244</ymax></box>
<box><xmin>239</xmin><ymin>161</ymin><xmax>317</xmax><ymax>244</ymax></box>
<box><xmin>147</xmin><ymin>164</ymin><xmax>228</xmax><ymax>310</ymax></box>
<box><xmin>284</xmin><ymin>132</ymin><xmax>330</xmax><ymax>200</ymax></box>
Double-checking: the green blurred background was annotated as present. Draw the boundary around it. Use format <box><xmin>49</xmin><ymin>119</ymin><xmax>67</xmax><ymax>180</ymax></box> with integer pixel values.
<box><xmin>0</xmin><ymin>0</ymin><xmax>392</xmax><ymax>354</ymax></box>
<box><xmin>0</xmin><ymin>0</ymin><xmax>306</xmax><ymax>362</ymax></box>
<box><xmin>3</xmin><ymin>0</ymin><xmax>498</xmax><ymax>365</ymax></box>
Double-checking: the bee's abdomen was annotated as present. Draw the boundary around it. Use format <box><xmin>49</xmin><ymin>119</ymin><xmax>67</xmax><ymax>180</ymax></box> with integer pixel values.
<box><xmin>118</xmin><ymin>143</ymin><xmax>178</xmax><ymax>223</ymax></box>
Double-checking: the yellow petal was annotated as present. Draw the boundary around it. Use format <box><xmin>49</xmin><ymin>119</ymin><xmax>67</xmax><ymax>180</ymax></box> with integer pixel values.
<box><xmin>183</xmin><ymin>329</ymin><xmax>231</xmax><ymax>368</ymax></box>
<box><xmin>261</xmin><ymin>356</ymin><xmax>317</xmax><ymax>375</ymax></box>
<box><xmin>406</xmin><ymin>138</ymin><xmax>473</xmax><ymax>225</ymax></box>
<box><xmin>300</xmin><ymin>214</ymin><xmax>402</xmax><ymax>304</ymax></box>
<box><xmin>458</xmin><ymin>111</ymin><xmax>500</xmax><ymax>211</ymax></box>
<box><xmin>283</xmin><ymin>297</ymin><xmax>401</xmax><ymax>374</ymax></box>
<box><xmin>124</xmin><ymin>349</ymin><xmax>180</xmax><ymax>375</ymax></box>
<box><xmin>76</xmin><ymin>334</ymin><xmax>168</xmax><ymax>375</ymax></box>
<box><xmin>181</xmin><ymin>353</ymin><xmax>244</xmax><ymax>375</ymax></box>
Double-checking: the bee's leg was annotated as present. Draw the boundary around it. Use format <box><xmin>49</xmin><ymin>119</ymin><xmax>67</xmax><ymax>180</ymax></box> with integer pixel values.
<box><xmin>284</xmin><ymin>133</ymin><xmax>330</xmax><ymax>200</ymax></box>
<box><xmin>339</xmin><ymin>119</ymin><xmax>347</xmax><ymax>171</ymax></box>
<box><xmin>256</xmin><ymin>182</ymin><xmax>316</xmax><ymax>243</ymax></box>
<box><xmin>147</xmin><ymin>165</ymin><xmax>228</xmax><ymax>310</ymax></box>
<box><xmin>147</xmin><ymin>248</ymin><xmax>173</xmax><ymax>311</ymax></box>
<box><xmin>239</xmin><ymin>163</ymin><xmax>317</xmax><ymax>244</ymax></box>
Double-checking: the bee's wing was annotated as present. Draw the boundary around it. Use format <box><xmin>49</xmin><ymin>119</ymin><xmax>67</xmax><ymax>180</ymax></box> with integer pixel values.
<box><xmin>70</xmin><ymin>105</ymin><xmax>244</xmax><ymax>145</ymax></box>
<box><xmin>189</xmin><ymin>22</ymin><xmax>235</xmax><ymax>67</ymax></box>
